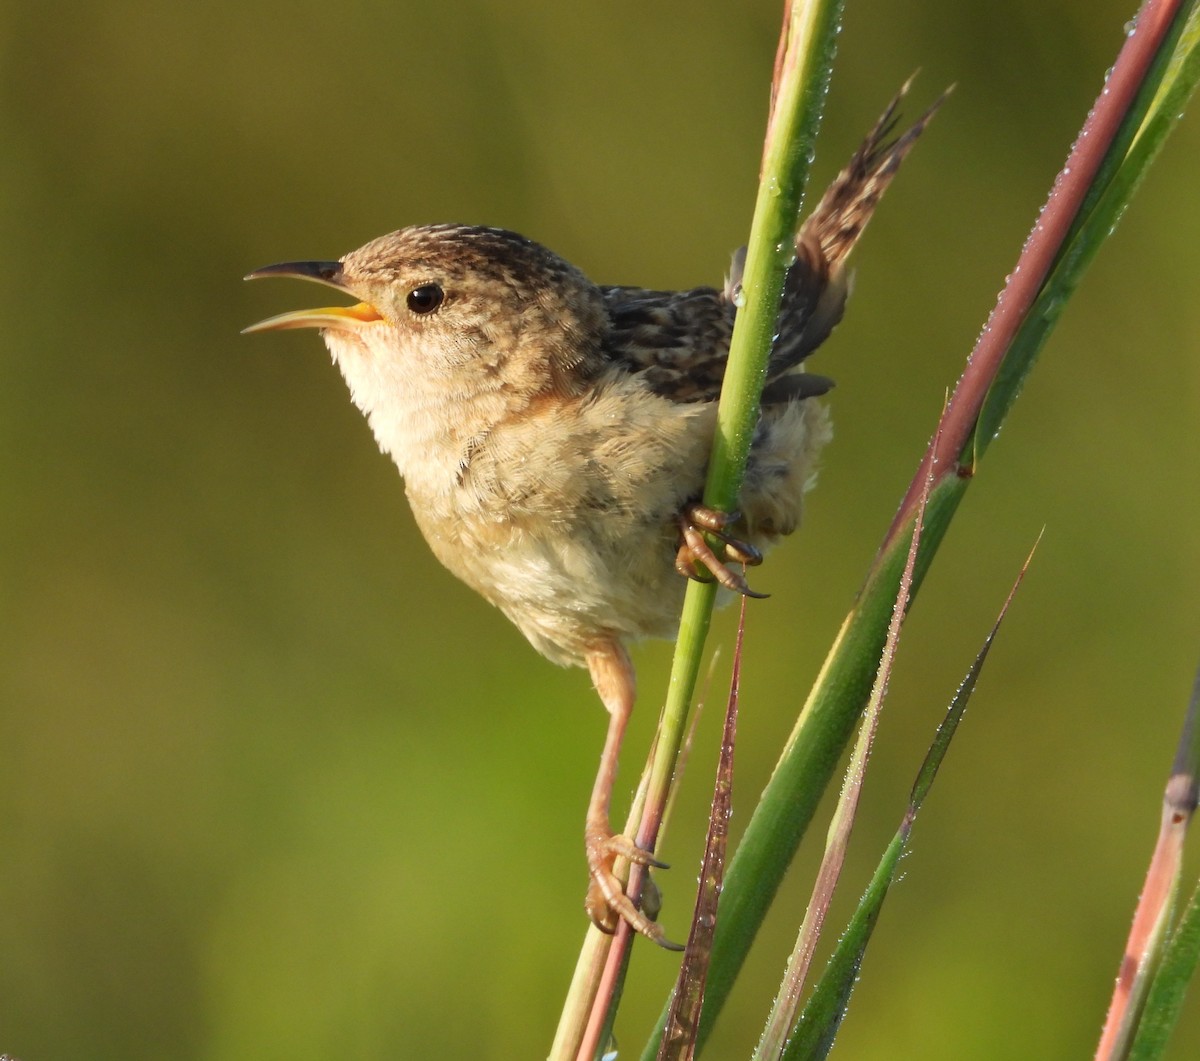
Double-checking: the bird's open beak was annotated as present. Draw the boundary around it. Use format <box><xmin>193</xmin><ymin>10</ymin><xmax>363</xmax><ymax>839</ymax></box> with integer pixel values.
<box><xmin>242</xmin><ymin>260</ymin><xmax>384</xmax><ymax>333</ymax></box>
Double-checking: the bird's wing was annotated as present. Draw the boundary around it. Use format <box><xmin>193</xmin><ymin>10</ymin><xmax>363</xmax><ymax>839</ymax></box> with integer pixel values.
<box><xmin>600</xmin><ymin>277</ymin><xmax>835</xmax><ymax>406</ymax></box>
<box><xmin>601</xmin><ymin>284</ymin><xmax>735</xmax><ymax>404</ymax></box>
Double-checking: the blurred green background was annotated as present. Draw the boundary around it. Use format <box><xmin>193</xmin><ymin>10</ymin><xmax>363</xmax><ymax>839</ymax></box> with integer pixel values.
<box><xmin>3</xmin><ymin>0</ymin><xmax>1199</xmax><ymax>1057</ymax></box>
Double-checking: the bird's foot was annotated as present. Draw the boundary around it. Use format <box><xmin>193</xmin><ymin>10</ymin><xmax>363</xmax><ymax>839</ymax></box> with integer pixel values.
<box><xmin>585</xmin><ymin>824</ymin><xmax>683</xmax><ymax>951</ymax></box>
<box><xmin>675</xmin><ymin>503</ymin><xmax>768</xmax><ymax>598</ymax></box>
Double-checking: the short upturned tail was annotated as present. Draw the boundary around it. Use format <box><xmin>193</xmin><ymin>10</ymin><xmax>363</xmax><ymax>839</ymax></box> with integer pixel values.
<box><xmin>762</xmin><ymin>79</ymin><xmax>949</xmax><ymax>384</ymax></box>
<box><xmin>799</xmin><ymin>77</ymin><xmax>951</xmax><ymax>272</ymax></box>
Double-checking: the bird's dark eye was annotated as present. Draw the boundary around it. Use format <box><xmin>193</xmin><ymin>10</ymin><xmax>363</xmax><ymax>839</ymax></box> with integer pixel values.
<box><xmin>406</xmin><ymin>283</ymin><xmax>444</xmax><ymax>314</ymax></box>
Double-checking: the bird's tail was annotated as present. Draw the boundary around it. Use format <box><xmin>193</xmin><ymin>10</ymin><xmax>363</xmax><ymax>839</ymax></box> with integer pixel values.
<box><xmin>799</xmin><ymin>77</ymin><xmax>950</xmax><ymax>273</ymax></box>
<box><xmin>757</xmin><ymin>79</ymin><xmax>948</xmax><ymax>386</ymax></box>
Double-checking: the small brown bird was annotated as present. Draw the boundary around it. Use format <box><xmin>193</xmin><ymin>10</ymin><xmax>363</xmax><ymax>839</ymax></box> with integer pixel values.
<box><xmin>245</xmin><ymin>86</ymin><xmax>940</xmax><ymax>946</ymax></box>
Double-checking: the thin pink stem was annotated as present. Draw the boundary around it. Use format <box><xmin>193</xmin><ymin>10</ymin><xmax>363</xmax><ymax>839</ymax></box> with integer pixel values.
<box><xmin>885</xmin><ymin>0</ymin><xmax>1184</xmax><ymax>544</ymax></box>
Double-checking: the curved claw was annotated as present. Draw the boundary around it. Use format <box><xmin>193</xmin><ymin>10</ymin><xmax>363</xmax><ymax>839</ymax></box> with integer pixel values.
<box><xmin>585</xmin><ymin>829</ymin><xmax>683</xmax><ymax>951</ymax></box>
<box><xmin>682</xmin><ymin>505</ymin><xmax>762</xmax><ymax>565</ymax></box>
<box><xmin>675</xmin><ymin>506</ymin><xmax>770</xmax><ymax>599</ymax></box>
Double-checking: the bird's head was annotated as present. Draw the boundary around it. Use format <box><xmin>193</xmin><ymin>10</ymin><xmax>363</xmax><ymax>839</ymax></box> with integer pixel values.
<box><xmin>245</xmin><ymin>224</ymin><xmax>610</xmax><ymax>481</ymax></box>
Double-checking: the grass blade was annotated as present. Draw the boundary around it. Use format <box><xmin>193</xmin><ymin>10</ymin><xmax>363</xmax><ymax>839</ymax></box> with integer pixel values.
<box><xmin>1128</xmin><ymin>884</ymin><xmax>1200</xmax><ymax>1060</ymax></box>
<box><xmin>781</xmin><ymin>538</ymin><xmax>1038</xmax><ymax>1061</ymax></box>
<box><xmin>1096</xmin><ymin>656</ymin><xmax>1200</xmax><ymax>1060</ymax></box>
<box><xmin>754</xmin><ymin>427</ymin><xmax>937</xmax><ymax>1061</ymax></box>
<box><xmin>657</xmin><ymin>603</ymin><xmax>746</xmax><ymax>1061</ymax></box>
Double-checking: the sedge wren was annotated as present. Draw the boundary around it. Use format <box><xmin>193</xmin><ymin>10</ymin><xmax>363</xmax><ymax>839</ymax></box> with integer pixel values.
<box><xmin>245</xmin><ymin>85</ymin><xmax>941</xmax><ymax>947</ymax></box>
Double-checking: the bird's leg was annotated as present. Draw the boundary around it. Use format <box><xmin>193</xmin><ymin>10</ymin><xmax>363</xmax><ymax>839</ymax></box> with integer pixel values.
<box><xmin>583</xmin><ymin>641</ymin><xmax>681</xmax><ymax>950</ymax></box>
<box><xmin>675</xmin><ymin>502</ymin><xmax>768</xmax><ymax>598</ymax></box>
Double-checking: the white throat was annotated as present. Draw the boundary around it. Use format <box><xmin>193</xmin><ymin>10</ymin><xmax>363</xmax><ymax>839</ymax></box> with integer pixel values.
<box><xmin>322</xmin><ymin>327</ymin><xmax>516</xmax><ymax>499</ymax></box>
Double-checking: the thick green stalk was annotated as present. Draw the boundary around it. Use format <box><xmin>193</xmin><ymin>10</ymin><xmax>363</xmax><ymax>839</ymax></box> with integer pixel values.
<box><xmin>638</xmin><ymin>0</ymin><xmax>843</xmax><ymax>854</ymax></box>
<box><xmin>625</xmin><ymin>2</ymin><xmax>844</xmax><ymax>1054</ymax></box>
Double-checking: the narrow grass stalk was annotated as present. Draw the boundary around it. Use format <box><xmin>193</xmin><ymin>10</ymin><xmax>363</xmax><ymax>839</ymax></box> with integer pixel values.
<box><xmin>550</xmin><ymin>762</ymin><xmax>652</xmax><ymax>1061</ymax></box>
<box><xmin>657</xmin><ymin>602</ymin><xmax>747</xmax><ymax>1061</ymax></box>
<box><xmin>1096</xmin><ymin>658</ymin><xmax>1200</xmax><ymax>1060</ymax></box>
<box><xmin>782</xmin><ymin>539</ymin><xmax>1038</xmax><ymax>1061</ymax></box>
<box><xmin>1128</xmin><ymin>883</ymin><xmax>1200</xmax><ymax>1060</ymax></box>
<box><xmin>551</xmin><ymin>664</ymin><xmax>721</xmax><ymax>1060</ymax></box>
<box><xmin>894</xmin><ymin>0</ymin><xmax>1196</xmax><ymax>516</ymax></box>
<box><xmin>754</xmin><ymin>434</ymin><xmax>934</xmax><ymax>1061</ymax></box>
